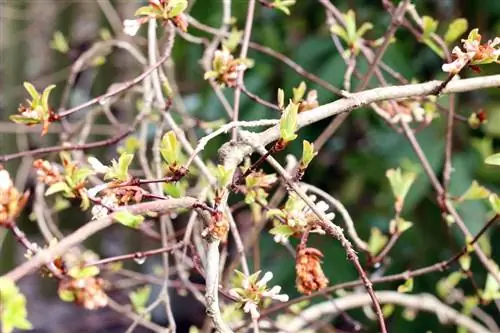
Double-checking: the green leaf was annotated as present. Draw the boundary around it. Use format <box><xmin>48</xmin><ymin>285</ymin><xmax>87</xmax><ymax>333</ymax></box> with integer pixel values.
<box><xmin>23</xmin><ymin>81</ymin><xmax>40</xmax><ymax>101</ymax></box>
<box><xmin>50</xmin><ymin>31</ymin><xmax>70</xmax><ymax>53</ymax></box>
<box><xmin>356</xmin><ymin>22</ymin><xmax>373</xmax><ymax>38</ymax></box>
<box><xmin>160</xmin><ymin>131</ymin><xmax>180</xmax><ymax>165</ymax></box>
<box><xmin>389</xmin><ymin>217</ymin><xmax>413</xmax><ymax>234</ymax></box>
<box><xmin>459</xmin><ymin>181</ymin><xmax>490</xmax><ymax>201</ymax></box>
<box><xmin>41</xmin><ymin>84</ymin><xmax>55</xmax><ymax>113</ymax></box>
<box><xmin>488</xmin><ymin>194</ymin><xmax>500</xmax><ymax>214</ymax></box>
<box><xmin>344</xmin><ymin>10</ymin><xmax>357</xmax><ymax>41</ymax></box>
<box><xmin>58</xmin><ymin>289</ymin><xmax>75</xmax><ymax>302</ymax></box>
<box><xmin>134</xmin><ymin>6</ymin><xmax>158</xmax><ymax>17</ymax></box>
<box><xmin>485</xmin><ymin>153</ymin><xmax>500</xmax><ymax>166</ymax></box>
<box><xmin>72</xmin><ymin>167</ymin><xmax>95</xmax><ymax>185</ymax></box>
<box><xmin>68</xmin><ymin>265</ymin><xmax>100</xmax><ymax>279</ymax></box>
<box><xmin>397</xmin><ymin>278</ymin><xmax>414</xmax><ymax>293</ymax></box>
<box><xmin>105</xmin><ymin>153</ymin><xmax>133</xmax><ymax>182</ymax></box>
<box><xmin>167</xmin><ymin>0</ymin><xmax>188</xmax><ymax>18</ymax></box>
<box><xmin>330</xmin><ymin>24</ymin><xmax>348</xmax><ymax>43</ymax></box>
<box><xmin>10</xmin><ymin>114</ymin><xmax>41</xmax><ymax>125</ymax></box>
<box><xmin>113</xmin><ymin>211</ymin><xmax>145</xmax><ymax>228</ymax></box>
<box><xmin>269</xmin><ymin>224</ymin><xmax>296</xmax><ymax>237</ymax></box>
<box><xmin>277</xmin><ymin>88</ymin><xmax>285</xmax><ymax>109</ymax></box>
<box><xmin>368</xmin><ymin>227</ymin><xmax>388</xmax><ymax>256</ymax></box>
<box><xmin>483</xmin><ymin>272</ymin><xmax>500</xmax><ymax>301</ymax></box>
<box><xmin>301</xmin><ymin>140</ymin><xmax>317</xmax><ymax>168</ymax></box>
<box><xmin>459</xmin><ymin>254</ymin><xmax>471</xmax><ymax>271</ymax></box>
<box><xmin>436</xmin><ymin>271</ymin><xmax>463</xmax><ymax>297</ymax></box>
<box><xmin>45</xmin><ymin>181</ymin><xmax>71</xmax><ymax>196</ymax></box>
<box><xmin>223</xmin><ymin>28</ymin><xmax>243</xmax><ymax>52</ymax></box>
<box><xmin>129</xmin><ymin>285</ymin><xmax>152</xmax><ymax>311</ymax></box>
<box><xmin>422</xmin><ymin>16</ymin><xmax>438</xmax><ymax>37</ymax></box>
<box><xmin>0</xmin><ymin>278</ymin><xmax>32</xmax><ymax>333</ymax></box>
<box><xmin>444</xmin><ymin>18</ymin><xmax>468</xmax><ymax>44</ymax></box>
<box><xmin>386</xmin><ymin>168</ymin><xmax>417</xmax><ymax>212</ymax></box>
<box><xmin>292</xmin><ymin>81</ymin><xmax>306</xmax><ymax>103</ymax></box>
<box><xmin>279</xmin><ymin>102</ymin><xmax>299</xmax><ymax>142</ymax></box>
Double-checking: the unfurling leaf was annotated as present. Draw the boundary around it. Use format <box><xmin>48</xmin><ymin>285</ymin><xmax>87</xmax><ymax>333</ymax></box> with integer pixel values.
<box><xmin>459</xmin><ymin>181</ymin><xmax>490</xmax><ymax>201</ymax></box>
<box><xmin>485</xmin><ymin>153</ymin><xmax>500</xmax><ymax>166</ymax></box>
<box><xmin>488</xmin><ymin>194</ymin><xmax>500</xmax><ymax>214</ymax></box>
<box><xmin>113</xmin><ymin>211</ymin><xmax>145</xmax><ymax>228</ymax></box>
<box><xmin>129</xmin><ymin>285</ymin><xmax>152</xmax><ymax>314</ymax></box>
<box><xmin>160</xmin><ymin>131</ymin><xmax>180</xmax><ymax>165</ymax></box>
<box><xmin>483</xmin><ymin>273</ymin><xmax>500</xmax><ymax>301</ymax></box>
<box><xmin>0</xmin><ymin>278</ymin><xmax>32</xmax><ymax>333</ymax></box>
<box><xmin>279</xmin><ymin>102</ymin><xmax>299</xmax><ymax>142</ymax></box>
<box><xmin>389</xmin><ymin>217</ymin><xmax>413</xmax><ymax>234</ymax></box>
<box><xmin>444</xmin><ymin>18</ymin><xmax>468</xmax><ymax>44</ymax></box>
<box><xmin>397</xmin><ymin>278</ymin><xmax>414</xmax><ymax>293</ymax></box>
<box><xmin>368</xmin><ymin>227</ymin><xmax>388</xmax><ymax>256</ymax></box>
<box><xmin>301</xmin><ymin>140</ymin><xmax>317</xmax><ymax>168</ymax></box>
<box><xmin>386</xmin><ymin>168</ymin><xmax>417</xmax><ymax>213</ymax></box>
<box><xmin>292</xmin><ymin>82</ymin><xmax>306</xmax><ymax>103</ymax></box>
<box><xmin>277</xmin><ymin>88</ymin><xmax>285</xmax><ymax>109</ymax></box>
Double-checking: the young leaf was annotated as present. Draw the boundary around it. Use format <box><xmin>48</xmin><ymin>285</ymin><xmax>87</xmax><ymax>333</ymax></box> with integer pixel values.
<box><xmin>459</xmin><ymin>181</ymin><xmax>490</xmax><ymax>201</ymax></box>
<box><xmin>113</xmin><ymin>211</ymin><xmax>145</xmax><ymax>228</ymax></box>
<box><xmin>485</xmin><ymin>153</ymin><xmax>500</xmax><ymax>166</ymax></box>
<box><xmin>23</xmin><ymin>82</ymin><xmax>40</xmax><ymax>101</ymax></box>
<box><xmin>483</xmin><ymin>273</ymin><xmax>500</xmax><ymax>301</ymax></box>
<box><xmin>277</xmin><ymin>88</ymin><xmax>285</xmax><ymax>109</ymax></box>
<box><xmin>368</xmin><ymin>227</ymin><xmax>388</xmax><ymax>256</ymax></box>
<box><xmin>168</xmin><ymin>0</ymin><xmax>188</xmax><ymax>18</ymax></box>
<box><xmin>422</xmin><ymin>16</ymin><xmax>438</xmax><ymax>37</ymax></box>
<box><xmin>489</xmin><ymin>194</ymin><xmax>500</xmax><ymax>214</ymax></box>
<box><xmin>160</xmin><ymin>131</ymin><xmax>180</xmax><ymax>165</ymax></box>
<box><xmin>129</xmin><ymin>285</ymin><xmax>152</xmax><ymax>311</ymax></box>
<box><xmin>0</xmin><ymin>278</ymin><xmax>32</xmax><ymax>333</ymax></box>
<box><xmin>444</xmin><ymin>18</ymin><xmax>468</xmax><ymax>44</ymax></box>
<box><xmin>279</xmin><ymin>102</ymin><xmax>299</xmax><ymax>142</ymax></box>
<box><xmin>301</xmin><ymin>140</ymin><xmax>317</xmax><ymax>168</ymax></box>
<box><xmin>397</xmin><ymin>278</ymin><xmax>414</xmax><ymax>293</ymax></box>
<box><xmin>292</xmin><ymin>82</ymin><xmax>306</xmax><ymax>103</ymax></box>
<box><xmin>45</xmin><ymin>181</ymin><xmax>71</xmax><ymax>196</ymax></box>
<box><xmin>389</xmin><ymin>217</ymin><xmax>413</xmax><ymax>234</ymax></box>
<box><xmin>386</xmin><ymin>168</ymin><xmax>417</xmax><ymax>213</ymax></box>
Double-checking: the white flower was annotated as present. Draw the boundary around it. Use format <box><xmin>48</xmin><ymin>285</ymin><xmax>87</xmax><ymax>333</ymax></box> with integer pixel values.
<box><xmin>273</xmin><ymin>233</ymin><xmax>289</xmax><ymax>244</ymax></box>
<box><xmin>87</xmin><ymin>183</ymin><xmax>108</xmax><ymax>198</ymax></box>
<box><xmin>263</xmin><ymin>285</ymin><xmax>289</xmax><ymax>302</ymax></box>
<box><xmin>0</xmin><ymin>170</ymin><xmax>13</xmax><ymax>192</ymax></box>
<box><xmin>442</xmin><ymin>46</ymin><xmax>472</xmax><ymax>74</ymax></box>
<box><xmin>88</xmin><ymin>156</ymin><xmax>110</xmax><ymax>174</ymax></box>
<box><xmin>123</xmin><ymin>19</ymin><xmax>141</xmax><ymax>36</ymax></box>
<box><xmin>243</xmin><ymin>301</ymin><xmax>260</xmax><ymax>319</ymax></box>
<box><xmin>91</xmin><ymin>194</ymin><xmax>118</xmax><ymax>219</ymax></box>
<box><xmin>256</xmin><ymin>271</ymin><xmax>273</xmax><ymax>288</ymax></box>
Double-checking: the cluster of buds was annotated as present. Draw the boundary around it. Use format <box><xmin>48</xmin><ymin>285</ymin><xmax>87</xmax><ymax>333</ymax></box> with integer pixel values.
<box><xmin>296</xmin><ymin>247</ymin><xmax>329</xmax><ymax>295</ymax></box>
<box><xmin>58</xmin><ymin>250</ymin><xmax>107</xmax><ymax>310</ymax></box>
<box><xmin>229</xmin><ymin>270</ymin><xmax>289</xmax><ymax>319</ymax></box>
<box><xmin>202</xmin><ymin>210</ymin><xmax>229</xmax><ymax>242</ymax></box>
<box><xmin>40</xmin><ymin>153</ymin><xmax>95</xmax><ymax>210</ymax></box>
<box><xmin>442</xmin><ymin>29</ymin><xmax>500</xmax><ymax>74</ymax></box>
<box><xmin>204</xmin><ymin>47</ymin><xmax>252</xmax><ymax>88</ymax></box>
<box><xmin>10</xmin><ymin>82</ymin><xmax>58</xmax><ymax>136</ymax></box>
<box><xmin>376</xmin><ymin>99</ymin><xmax>436</xmax><ymax>125</ymax></box>
<box><xmin>33</xmin><ymin>159</ymin><xmax>62</xmax><ymax>185</ymax></box>
<box><xmin>0</xmin><ymin>168</ymin><xmax>29</xmax><ymax>226</ymax></box>
<box><xmin>268</xmin><ymin>193</ymin><xmax>333</xmax><ymax>244</ymax></box>
<box><xmin>241</xmin><ymin>169</ymin><xmax>278</xmax><ymax>205</ymax></box>
<box><xmin>58</xmin><ymin>276</ymin><xmax>107</xmax><ymax>310</ymax></box>
<box><xmin>123</xmin><ymin>0</ymin><xmax>188</xmax><ymax>37</ymax></box>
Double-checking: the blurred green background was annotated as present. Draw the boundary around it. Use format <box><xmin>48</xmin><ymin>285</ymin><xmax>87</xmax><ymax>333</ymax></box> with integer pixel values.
<box><xmin>1</xmin><ymin>0</ymin><xmax>500</xmax><ymax>332</ymax></box>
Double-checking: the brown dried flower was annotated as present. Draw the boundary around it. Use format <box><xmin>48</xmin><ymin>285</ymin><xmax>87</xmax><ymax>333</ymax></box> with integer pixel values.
<box><xmin>296</xmin><ymin>247</ymin><xmax>329</xmax><ymax>295</ymax></box>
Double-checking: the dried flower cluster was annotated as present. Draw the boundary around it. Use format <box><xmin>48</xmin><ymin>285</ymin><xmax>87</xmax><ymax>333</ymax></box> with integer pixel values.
<box><xmin>442</xmin><ymin>29</ymin><xmax>500</xmax><ymax>74</ymax></box>
<box><xmin>0</xmin><ymin>168</ymin><xmax>29</xmax><ymax>226</ymax></box>
<box><xmin>296</xmin><ymin>247</ymin><xmax>329</xmax><ymax>295</ymax></box>
<box><xmin>229</xmin><ymin>271</ymin><xmax>289</xmax><ymax>319</ymax></box>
